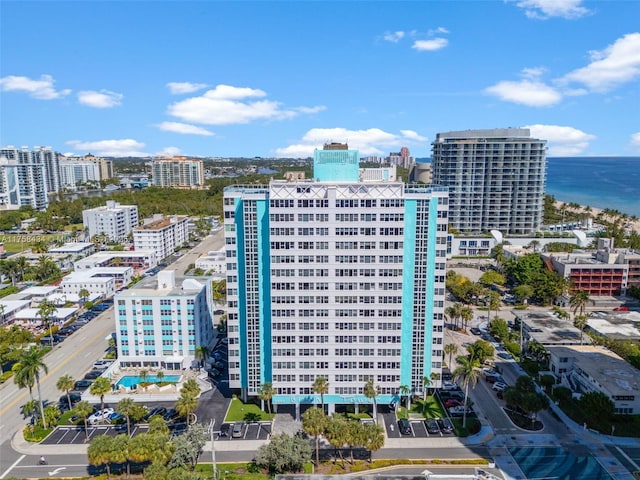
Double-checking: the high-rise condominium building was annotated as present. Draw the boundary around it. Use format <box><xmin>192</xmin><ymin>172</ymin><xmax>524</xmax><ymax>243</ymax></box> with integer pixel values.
<box><xmin>0</xmin><ymin>146</ymin><xmax>61</xmax><ymax>194</ymax></box>
<box><xmin>65</xmin><ymin>154</ymin><xmax>114</xmax><ymax>181</ymax></box>
<box><xmin>59</xmin><ymin>161</ymin><xmax>101</xmax><ymax>190</ymax></box>
<box><xmin>82</xmin><ymin>200</ymin><xmax>139</xmax><ymax>242</ymax></box>
<box><xmin>224</xmin><ymin>143</ymin><xmax>448</xmax><ymax>416</ymax></box>
<box><xmin>114</xmin><ymin>271</ymin><xmax>215</xmax><ymax>370</ymax></box>
<box><xmin>151</xmin><ymin>156</ymin><xmax>204</xmax><ymax>189</ymax></box>
<box><xmin>133</xmin><ymin>215</ymin><xmax>189</xmax><ymax>260</ymax></box>
<box><xmin>431</xmin><ymin>128</ymin><xmax>546</xmax><ymax>234</ymax></box>
<box><xmin>0</xmin><ymin>160</ymin><xmax>48</xmax><ymax>211</ymax></box>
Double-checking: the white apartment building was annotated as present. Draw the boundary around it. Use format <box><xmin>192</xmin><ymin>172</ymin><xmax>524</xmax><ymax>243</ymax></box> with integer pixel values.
<box><xmin>114</xmin><ymin>271</ymin><xmax>215</xmax><ymax>370</ymax></box>
<box><xmin>49</xmin><ymin>242</ymin><xmax>95</xmax><ymax>259</ymax></box>
<box><xmin>61</xmin><ymin>271</ymin><xmax>116</xmax><ymax>299</ymax></box>
<box><xmin>547</xmin><ymin>345</ymin><xmax>640</xmax><ymax>415</ymax></box>
<box><xmin>195</xmin><ymin>249</ymin><xmax>226</xmax><ymax>277</ymax></box>
<box><xmin>151</xmin><ymin>156</ymin><xmax>205</xmax><ymax>189</ymax></box>
<box><xmin>224</xmin><ymin>144</ymin><xmax>448</xmax><ymax>415</ymax></box>
<box><xmin>82</xmin><ymin>200</ymin><xmax>139</xmax><ymax>242</ymax></box>
<box><xmin>0</xmin><ymin>146</ymin><xmax>61</xmax><ymax>194</ymax></box>
<box><xmin>0</xmin><ymin>151</ymin><xmax>48</xmax><ymax>210</ymax></box>
<box><xmin>59</xmin><ymin>160</ymin><xmax>101</xmax><ymax>190</ymax></box>
<box><xmin>133</xmin><ymin>215</ymin><xmax>189</xmax><ymax>261</ymax></box>
<box><xmin>431</xmin><ymin>128</ymin><xmax>547</xmax><ymax>235</ymax></box>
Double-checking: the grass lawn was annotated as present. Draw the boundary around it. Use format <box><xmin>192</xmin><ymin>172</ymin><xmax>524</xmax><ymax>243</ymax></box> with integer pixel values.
<box><xmin>397</xmin><ymin>396</ymin><xmax>445</xmax><ymax>420</ymax></box>
<box><xmin>225</xmin><ymin>398</ymin><xmax>274</xmax><ymax>422</ymax></box>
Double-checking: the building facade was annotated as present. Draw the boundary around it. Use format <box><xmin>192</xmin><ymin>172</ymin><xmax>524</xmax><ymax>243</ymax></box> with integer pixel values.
<box><xmin>431</xmin><ymin>129</ymin><xmax>546</xmax><ymax>235</ymax></box>
<box><xmin>151</xmin><ymin>156</ymin><xmax>205</xmax><ymax>189</ymax></box>
<box><xmin>0</xmin><ymin>160</ymin><xmax>48</xmax><ymax>210</ymax></box>
<box><xmin>133</xmin><ymin>215</ymin><xmax>189</xmax><ymax>260</ymax></box>
<box><xmin>74</xmin><ymin>250</ymin><xmax>158</xmax><ymax>272</ymax></box>
<box><xmin>59</xmin><ymin>160</ymin><xmax>101</xmax><ymax>190</ymax></box>
<box><xmin>224</xmin><ymin>145</ymin><xmax>448</xmax><ymax>414</ymax></box>
<box><xmin>114</xmin><ymin>271</ymin><xmax>215</xmax><ymax>370</ymax></box>
<box><xmin>82</xmin><ymin>200</ymin><xmax>139</xmax><ymax>242</ymax></box>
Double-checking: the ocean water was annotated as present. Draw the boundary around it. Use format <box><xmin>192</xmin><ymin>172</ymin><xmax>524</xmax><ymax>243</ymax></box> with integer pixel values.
<box><xmin>546</xmin><ymin>157</ymin><xmax>640</xmax><ymax>217</ymax></box>
<box><xmin>417</xmin><ymin>157</ymin><xmax>640</xmax><ymax>217</ymax></box>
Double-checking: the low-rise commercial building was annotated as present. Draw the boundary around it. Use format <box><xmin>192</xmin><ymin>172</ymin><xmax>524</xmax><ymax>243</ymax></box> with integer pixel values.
<box><xmin>194</xmin><ymin>249</ymin><xmax>226</xmax><ymax>277</ymax></box>
<box><xmin>514</xmin><ymin>311</ymin><xmax>589</xmax><ymax>347</ymax></box>
<box><xmin>546</xmin><ymin>345</ymin><xmax>640</xmax><ymax>415</ymax></box>
<box><xmin>61</xmin><ymin>271</ymin><xmax>116</xmax><ymax>299</ymax></box>
<box><xmin>74</xmin><ymin>250</ymin><xmax>158</xmax><ymax>272</ymax></box>
<box><xmin>586</xmin><ymin>311</ymin><xmax>640</xmax><ymax>341</ymax></box>
<box><xmin>48</xmin><ymin>242</ymin><xmax>95</xmax><ymax>259</ymax></box>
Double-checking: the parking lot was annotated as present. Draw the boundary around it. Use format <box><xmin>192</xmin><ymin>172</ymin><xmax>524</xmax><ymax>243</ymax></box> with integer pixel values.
<box><xmin>381</xmin><ymin>412</ymin><xmax>457</xmax><ymax>439</ymax></box>
<box><xmin>215</xmin><ymin>422</ymin><xmax>271</xmax><ymax>441</ymax></box>
<box><xmin>41</xmin><ymin>424</ymin><xmax>150</xmax><ymax>445</ymax></box>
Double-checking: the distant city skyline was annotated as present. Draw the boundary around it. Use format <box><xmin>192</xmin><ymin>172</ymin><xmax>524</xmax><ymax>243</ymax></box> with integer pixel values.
<box><xmin>1</xmin><ymin>1</ymin><xmax>639</xmax><ymax>159</ymax></box>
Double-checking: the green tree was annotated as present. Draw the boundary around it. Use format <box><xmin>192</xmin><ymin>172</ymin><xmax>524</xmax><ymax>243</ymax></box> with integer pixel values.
<box><xmin>88</xmin><ymin>434</ymin><xmax>117</xmax><ymax>479</ymax></box>
<box><xmin>111</xmin><ymin>435</ymin><xmax>131</xmax><ymax>478</ymax></box>
<box><xmin>460</xmin><ymin>305</ymin><xmax>474</xmax><ymax>331</ymax></box>
<box><xmin>579</xmin><ymin>392</ymin><xmax>614</xmax><ymax>421</ymax></box>
<box><xmin>445</xmin><ymin>303</ymin><xmax>463</xmax><ymax>330</ymax></box>
<box><xmin>89</xmin><ymin>377</ymin><xmax>112</xmax><ymax>418</ymax></box>
<box><xmin>78</xmin><ymin>288</ymin><xmax>90</xmax><ymax>304</ymax></box>
<box><xmin>168</xmin><ymin>424</ymin><xmax>208</xmax><ymax>471</ymax></box>
<box><xmin>180</xmin><ymin>378</ymin><xmax>200</xmax><ymax>398</ymax></box>
<box><xmin>254</xmin><ymin>432</ymin><xmax>312</xmax><ymax>474</ymax></box>
<box><xmin>21</xmin><ymin>399</ymin><xmax>38</xmax><ymax>419</ymax></box>
<box><xmin>487</xmin><ymin>291</ymin><xmax>501</xmax><ymax>320</ymax></box>
<box><xmin>56</xmin><ymin>374</ymin><xmax>75</xmax><ymax>411</ymax></box>
<box><xmin>14</xmin><ymin>346</ymin><xmax>48</xmax><ymax>427</ymax></box>
<box><xmin>452</xmin><ymin>356</ymin><xmax>481</xmax><ymax>428</ymax></box>
<box><xmin>257</xmin><ymin>381</ymin><xmax>275</xmax><ymax>415</ymax></box>
<box><xmin>302</xmin><ymin>406</ymin><xmax>328</xmax><ymax>466</ymax></box>
<box><xmin>139</xmin><ymin>369</ymin><xmax>149</xmax><ymax>383</ymax></box>
<box><xmin>43</xmin><ymin>403</ymin><xmax>61</xmax><ymax>428</ymax></box>
<box><xmin>570</xmin><ymin>289</ymin><xmax>593</xmax><ymax>321</ymax></box>
<box><xmin>361</xmin><ymin>422</ymin><xmax>385</xmax><ymax>462</ymax></box>
<box><xmin>444</xmin><ymin>343</ymin><xmax>458</xmax><ymax>368</ymax></box>
<box><xmin>175</xmin><ymin>391</ymin><xmax>198</xmax><ymax>425</ymax></box>
<box><xmin>399</xmin><ymin>384</ymin><xmax>411</xmax><ymax>411</ymax></box>
<box><xmin>479</xmin><ymin>270</ymin><xmax>506</xmax><ymax>287</ymax></box>
<box><xmin>0</xmin><ymin>325</ymin><xmax>34</xmax><ymax>374</ymax></box>
<box><xmin>325</xmin><ymin>414</ymin><xmax>349</xmax><ymax>465</ymax></box>
<box><xmin>489</xmin><ymin>317</ymin><xmax>509</xmax><ymax>342</ymax></box>
<box><xmin>37</xmin><ymin>300</ymin><xmax>58</xmax><ymax>348</ymax></box>
<box><xmin>312</xmin><ymin>376</ymin><xmax>329</xmax><ymax>413</ymax></box>
<box><xmin>116</xmin><ymin>397</ymin><xmax>142</xmax><ymax>437</ymax></box>
<box><xmin>574</xmin><ymin>315</ymin><xmax>588</xmax><ymax>345</ymax></box>
<box><xmin>194</xmin><ymin>345</ymin><xmax>209</xmax><ymax>369</ymax></box>
<box><xmin>514</xmin><ymin>284</ymin><xmax>534</xmax><ymax>305</ymax></box>
<box><xmin>73</xmin><ymin>400</ymin><xmax>95</xmax><ymax>442</ymax></box>
<box><xmin>467</xmin><ymin>340</ymin><xmax>495</xmax><ymax>364</ymax></box>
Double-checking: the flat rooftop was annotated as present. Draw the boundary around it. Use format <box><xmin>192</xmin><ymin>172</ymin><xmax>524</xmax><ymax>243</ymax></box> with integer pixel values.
<box><xmin>49</xmin><ymin>242</ymin><xmax>94</xmax><ymax>253</ymax></box>
<box><xmin>118</xmin><ymin>273</ymin><xmax>210</xmax><ymax>297</ymax></box>
<box><xmin>587</xmin><ymin>311</ymin><xmax>640</xmax><ymax>341</ymax></box>
<box><xmin>135</xmin><ymin>216</ymin><xmax>187</xmax><ymax>231</ymax></box>
<box><xmin>515</xmin><ymin>310</ymin><xmax>589</xmax><ymax>345</ymax></box>
<box><xmin>546</xmin><ymin>345</ymin><xmax>640</xmax><ymax>396</ymax></box>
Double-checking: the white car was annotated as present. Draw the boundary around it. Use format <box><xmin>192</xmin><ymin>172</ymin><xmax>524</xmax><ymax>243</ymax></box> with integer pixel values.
<box><xmin>441</xmin><ymin>381</ymin><xmax>458</xmax><ymax>390</ymax></box>
<box><xmin>492</xmin><ymin>382</ymin><xmax>508</xmax><ymax>392</ymax></box>
<box><xmin>89</xmin><ymin>408</ymin><xmax>115</xmax><ymax>424</ymax></box>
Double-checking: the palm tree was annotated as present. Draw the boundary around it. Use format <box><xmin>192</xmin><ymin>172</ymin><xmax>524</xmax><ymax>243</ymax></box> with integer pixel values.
<box><xmin>569</xmin><ymin>289</ymin><xmax>593</xmax><ymax>320</ymax></box>
<box><xmin>422</xmin><ymin>376</ymin><xmax>431</xmax><ymax>401</ymax></box>
<box><xmin>445</xmin><ymin>303</ymin><xmax>462</xmax><ymax>330</ymax></box>
<box><xmin>88</xmin><ymin>434</ymin><xmax>116</xmax><ymax>479</ymax></box>
<box><xmin>302</xmin><ymin>406</ymin><xmax>328</xmax><ymax>466</ymax></box>
<box><xmin>487</xmin><ymin>291</ymin><xmax>501</xmax><ymax>320</ymax></box>
<box><xmin>361</xmin><ymin>422</ymin><xmax>385</xmax><ymax>462</ymax></box>
<box><xmin>155</xmin><ymin>370</ymin><xmax>165</xmax><ymax>384</ymax></box>
<box><xmin>139</xmin><ymin>369</ymin><xmax>149</xmax><ymax>384</ymax></box>
<box><xmin>312</xmin><ymin>376</ymin><xmax>329</xmax><ymax>413</ymax></box>
<box><xmin>460</xmin><ymin>305</ymin><xmax>474</xmax><ymax>331</ymax></box>
<box><xmin>176</xmin><ymin>392</ymin><xmax>198</xmax><ymax>425</ymax></box>
<box><xmin>89</xmin><ymin>377</ymin><xmax>112</xmax><ymax>419</ymax></box>
<box><xmin>444</xmin><ymin>343</ymin><xmax>458</xmax><ymax>369</ymax></box>
<box><xmin>452</xmin><ymin>356</ymin><xmax>481</xmax><ymax>428</ymax></box>
<box><xmin>363</xmin><ymin>378</ymin><xmax>379</xmax><ymax>420</ymax></box>
<box><xmin>21</xmin><ymin>399</ymin><xmax>38</xmax><ymax>420</ymax></box>
<box><xmin>56</xmin><ymin>374</ymin><xmax>75</xmax><ymax>411</ymax></box>
<box><xmin>194</xmin><ymin>345</ymin><xmax>209</xmax><ymax>369</ymax></box>
<box><xmin>180</xmin><ymin>378</ymin><xmax>200</xmax><ymax>397</ymax></box>
<box><xmin>13</xmin><ymin>361</ymin><xmax>35</xmax><ymax>403</ymax></box>
<box><xmin>15</xmin><ymin>346</ymin><xmax>48</xmax><ymax>427</ymax></box>
<box><xmin>325</xmin><ymin>414</ymin><xmax>349</xmax><ymax>465</ymax></box>
<box><xmin>78</xmin><ymin>288</ymin><xmax>90</xmax><ymax>305</ymax></box>
<box><xmin>574</xmin><ymin>315</ymin><xmax>588</xmax><ymax>345</ymax></box>
<box><xmin>257</xmin><ymin>382</ymin><xmax>275</xmax><ymax>415</ymax></box>
<box><xmin>116</xmin><ymin>397</ymin><xmax>137</xmax><ymax>437</ymax></box>
<box><xmin>399</xmin><ymin>384</ymin><xmax>411</xmax><ymax>411</ymax></box>
<box><xmin>37</xmin><ymin>300</ymin><xmax>58</xmax><ymax>348</ymax></box>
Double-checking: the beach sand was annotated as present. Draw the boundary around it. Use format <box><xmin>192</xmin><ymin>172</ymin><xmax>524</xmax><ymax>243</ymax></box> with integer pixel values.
<box><xmin>553</xmin><ymin>200</ymin><xmax>640</xmax><ymax>234</ymax></box>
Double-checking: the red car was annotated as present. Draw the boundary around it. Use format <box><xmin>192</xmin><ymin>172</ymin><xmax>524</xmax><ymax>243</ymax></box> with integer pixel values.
<box><xmin>444</xmin><ymin>398</ymin><xmax>462</xmax><ymax>408</ymax></box>
<box><xmin>613</xmin><ymin>306</ymin><xmax>629</xmax><ymax>311</ymax></box>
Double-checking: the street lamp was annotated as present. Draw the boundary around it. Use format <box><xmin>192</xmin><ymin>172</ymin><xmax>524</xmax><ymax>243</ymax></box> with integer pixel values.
<box><xmin>209</xmin><ymin>419</ymin><xmax>217</xmax><ymax>479</ymax></box>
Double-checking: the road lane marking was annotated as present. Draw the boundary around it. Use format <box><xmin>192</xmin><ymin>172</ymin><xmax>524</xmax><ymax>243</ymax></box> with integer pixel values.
<box><xmin>0</xmin><ymin>327</ymin><xmax>112</xmax><ymax>417</ymax></box>
<box><xmin>0</xmin><ymin>454</ymin><xmax>25</xmax><ymax>479</ymax></box>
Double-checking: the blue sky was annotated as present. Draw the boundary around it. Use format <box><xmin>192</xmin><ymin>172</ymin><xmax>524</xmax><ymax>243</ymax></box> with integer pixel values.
<box><xmin>1</xmin><ymin>0</ymin><xmax>639</xmax><ymax>158</ymax></box>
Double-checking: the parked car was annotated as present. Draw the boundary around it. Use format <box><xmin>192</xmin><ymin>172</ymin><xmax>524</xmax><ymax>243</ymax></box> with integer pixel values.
<box><xmin>444</xmin><ymin>398</ymin><xmax>462</xmax><ymax>409</ymax></box>
<box><xmin>220</xmin><ymin>423</ymin><xmax>230</xmax><ymax>437</ymax></box>
<box><xmin>162</xmin><ymin>408</ymin><xmax>179</xmax><ymax>421</ymax></box>
<box><xmin>437</xmin><ymin>418</ymin><xmax>454</xmax><ymax>434</ymax></box>
<box><xmin>89</xmin><ymin>408</ymin><xmax>115</xmax><ymax>425</ymax></box>
<box><xmin>144</xmin><ymin>407</ymin><xmax>167</xmax><ymax>421</ymax></box>
<box><xmin>397</xmin><ymin>418</ymin><xmax>412</xmax><ymax>435</ymax></box>
<box><xmin>60</xmin><ymin>393</ymin><xmax>82</xmax><ymax>406</ymax></box>
<box><xmin>74</xmin><ymin>380</ymin><xmax>93</xmax><ymax>390</ymax></box>
<box><xmin>39</xmin><ymin>335</ymin><xmax>62</xmax><ymax>346</ymax></box>
<box><xmin>492</xmin><ymin>382</ymin><xmax>508</xmax><ymax>392</ymax></box>
<box><xmin>232</xmin><ymin>421</ymin><xmax>244</xmax><ymax>438</ymax></box>
<box><xmin>424</xmin><ymin>418</ymin><xmax>440</xmax><ymax>434</ymax></box>
<box><xmin>497</xmin><ymin>352</ymin><xmax>512</xmax><ymax>360</ymax></box>
<box><xmin>470</xmin><ymin>327</ymin><xmax>482</xmax><ymax>335</ymax></box>
<box><xmin>441</xmin><ymin>381</ymin><xmax>459</xmax><ymax>390</ymax></box>
<box><xmin>448</xmin><ymin>405</ymin><xmax>471</xmax><ymax>416</ymax></box>
<box><xmin>84</xmin><ymin>370</ymin><xmax>103</xmax><ymax>380</ymax></box>
<box><xmin>613</xmin><ymin>306</ymin><xmax>630</xmax><ymax>311</ymax></box>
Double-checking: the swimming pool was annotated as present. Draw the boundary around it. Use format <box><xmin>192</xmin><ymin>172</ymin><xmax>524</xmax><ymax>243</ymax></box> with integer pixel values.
<box><xmin>509</xmin><ymin>446</ymin><xmax>612</xmax><ymax>480</ymax></box>
<box><xmin>116</xmin><ymin>375</ymin><xmax>181</xmax><ymax>388</ymax></box>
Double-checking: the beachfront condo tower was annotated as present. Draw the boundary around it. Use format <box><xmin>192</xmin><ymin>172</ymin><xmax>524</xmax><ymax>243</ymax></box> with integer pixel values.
<box><xmin>431</xmin><ymin>128</ymin><xmax>547</xmax><ymax>235</ymax></box>
<box><xmin>223</xmin><ymin>143</ymin><xmax>448</xmax><ymax>417</ymax></box>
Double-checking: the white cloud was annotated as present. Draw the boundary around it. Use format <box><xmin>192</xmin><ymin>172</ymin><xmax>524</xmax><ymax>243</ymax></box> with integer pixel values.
<box><xmin>485</xmin><ymin>79</ymin><xmax>562</xmax><ymax>106</ymax></box>
<box><xmin>157</xmin><ymin>121</ymin><xmax>214</xmax><ymax>136</ymax></box>
<box><xmin>66</xmin><ymin>139</ymin><xmax>148</xmax><ymax>157</ymax></box>
<box><xmin>513</xmin><ymin>0</ymin><xmax>590</xmax><ymax>19</ymax></box>
<box><xmin>428</xmin><ymin>26</ymin><xmax>449</xmax><ymax>35</ymax></box>
<box><xmin>0</xmin><ymin>74</ymin><xmax>71</xmax><ymax>99</ymax></box>
<box><xmin>412</xmin><ymin>38</ymin><xmax>448</xmax><ymax>51</ymax></box>
<box><xmin>154</xmin><ymin>146</ymin><xmax>183</xmax><ymax>157</ymax></box>
<box><xmin>167</xmin><ymin>84</ymin><xmax>324</xmax><ymax>125</ymax></box>
<box><xmin>275</xmin><ymin>127</ymin><xmax>426</xmax><ymax>158</ymax></box>
<box><xmin>167</xmin><ymin>82</ymin><xmax>208</xmax><ymax>94</ymax></box>
<box><xmin>559</xmin><ymin>33</ymin><xmax>640</xmax><ymax>92</ymax></box>
<box><xmin>630</xmin><ymin>132</ymin><xmax>640</xmax><ymax>149</ymax></box>
<box><xmin>523</xmin><ymin>124</ymin><xmax>596</xmax><ymax>156</ymax></box>
<box><xmin>77</xmin><ymin>90</ymin><xmax>123</xmax><ymax>108</ymax></box>
<box><xmin>383</xmin><ymin>31</ymin><xmax>405</xmax><ymax>43</ymax></box>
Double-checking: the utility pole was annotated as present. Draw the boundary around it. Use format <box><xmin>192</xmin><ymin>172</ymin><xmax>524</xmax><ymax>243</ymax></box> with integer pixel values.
<box><xmin>209</xmin><ymin>419</ymin><xmax>217</xmax><ymax>479</ymax></box>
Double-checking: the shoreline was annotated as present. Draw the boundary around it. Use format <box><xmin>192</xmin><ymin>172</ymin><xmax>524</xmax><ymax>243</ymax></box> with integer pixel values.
<box><xmin>552</xmin><ymin>200</ymin><xmax>640</xmax><ymax>234</ymax></box>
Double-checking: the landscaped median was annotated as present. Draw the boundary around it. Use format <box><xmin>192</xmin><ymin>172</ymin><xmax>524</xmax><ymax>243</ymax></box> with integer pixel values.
<box><xmin>225</xmin><ymin>397</ymin><xmax>275</xmax><ymax>423</ymax></box>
